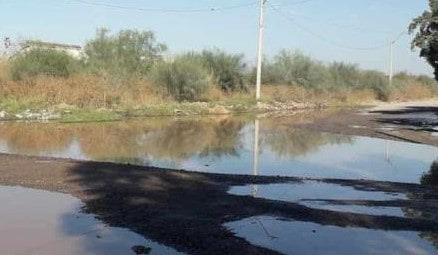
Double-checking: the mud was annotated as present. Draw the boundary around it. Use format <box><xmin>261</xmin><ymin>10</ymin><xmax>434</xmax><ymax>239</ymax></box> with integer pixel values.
<box><xmin>293</xmin><ymin>105</ymin><xmax>438</xmax><ymax>146</ymax></box>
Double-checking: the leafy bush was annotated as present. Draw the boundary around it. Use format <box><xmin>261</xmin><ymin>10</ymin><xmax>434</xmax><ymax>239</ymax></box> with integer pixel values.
<box><xmin>151</xmin><ymin>54</ymin><xmax>212</xmax><ymax>101</ymax></box>
<box><xmin>260</xmin><ymin>50</ymin><xmax>330</xmax><ymax>89</ymax></box>
<box><xmin>358</xmin><ymin>70</ymin><xmax>389</xmax><ymax>100</ymax></box>
<box><xmin>198</xmin><ymin>49</ymin><xmax>246</xmax><ymax>92</ymax></box>
<box><xmin>327</xmin><ymin>62</ymin><xmax>360</xmax><ymax>90</ymax></box>
<box><xmin>10</xmin><ymin>48</ymin><xmax>78</xmax><ymax>80</ymax></box>
<box><xmin>257</xmin><ymin>49</ymin><xmax>424</xmax><ymax>100</ymax></box>
<box><xmin>83</xmin><ymin>28</ymin><xmax>167</xmax><ymax>79</ymax></box>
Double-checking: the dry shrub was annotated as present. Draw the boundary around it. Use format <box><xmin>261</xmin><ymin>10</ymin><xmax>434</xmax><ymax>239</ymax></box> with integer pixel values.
<box><xmin>261</xmin><ymin>85</ymin><xmax>312</xmax><ymax>103</ymax></box>
<box><xmin>0</xmin><ymin>75</ymin><xmax>166</xmax><ymax>108</ymax></box>
<box><xmin>261</xmin><ymin>85</ymin><xmax>377</xmax><ymax>105</ymax></box>
<box><xmin>327</xmin><ymin>89</ymin><xmax>377</xmax><ymax>104</ymax></box>
<box><xmin>115</xmin><ymin>79</ymin><xmax>168</xmax><ymax>107</ymax></box>
<box><xmin>0</xmin><ymin>59</ymin><xmax>9</xmax><ymax>82</ymax></box>
<box><xmin>388</xmin><ymin>83</ymin><xmax>433</xmax><ymax>102</ymax></box>
<box><xmin>201</xmin><ymin>86</ymin><xmax>226</xmax><ymax>102</ymax></box>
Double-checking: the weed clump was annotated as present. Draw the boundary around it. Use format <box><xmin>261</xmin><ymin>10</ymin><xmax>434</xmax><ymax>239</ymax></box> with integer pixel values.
<box><xmin>151</xmin><ymin>54</ymin><xmax>212</xmax><ymax>101</ymax></box>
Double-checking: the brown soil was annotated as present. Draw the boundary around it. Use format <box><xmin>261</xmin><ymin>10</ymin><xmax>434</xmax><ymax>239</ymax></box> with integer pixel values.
<box><xmin>293</xmin><ymin>105</ymin><xmax>438</xmax><ymax>146</ymax></box>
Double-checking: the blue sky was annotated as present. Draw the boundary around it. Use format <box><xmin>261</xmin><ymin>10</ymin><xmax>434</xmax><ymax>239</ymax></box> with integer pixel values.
<box><xmin>0</xmin><ymin>0</ymin><xmax>433</xmax><ymax>75</ymax></box>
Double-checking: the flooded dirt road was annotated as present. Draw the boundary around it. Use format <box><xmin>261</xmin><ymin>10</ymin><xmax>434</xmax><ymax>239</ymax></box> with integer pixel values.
<box><xmin>0</xmin><ymin>109</ymin><xmax>436</xmax><ymax>183</ymax></box>
<box><xmin>0</xmin><ymin>105</ymin><xmax>437</xmax><ymax>254</ymax></box>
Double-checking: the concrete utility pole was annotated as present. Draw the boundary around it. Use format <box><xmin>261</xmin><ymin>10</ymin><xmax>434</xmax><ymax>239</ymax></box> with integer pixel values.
<box><xmin>389</xmin><ymin>40</ymin><xmax>394</xmax><ymax>87</ymax></box>
<box><xmin>255</xmin><ymin>0</ymin><xmax>267</xmax><ymax>101</ymax></box>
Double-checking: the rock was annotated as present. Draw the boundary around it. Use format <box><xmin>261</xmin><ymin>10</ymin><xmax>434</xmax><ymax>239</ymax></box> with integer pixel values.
<box><xmin>131</xmin><ymin>245</ymin><xmax>152</xmax><ymax>254</ymax></box>
<box><xmin>0</xmin><ymin>111</ymin><xmax>7</xmax><ymax>118</ymax></box>
<box><xmin>208</xmin><ymin>105</ymin><xmax>230</xmax><ymax>115</ymax></box>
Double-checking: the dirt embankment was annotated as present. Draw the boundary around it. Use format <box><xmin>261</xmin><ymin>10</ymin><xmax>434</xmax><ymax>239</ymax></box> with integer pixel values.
<box><xmin>0</xmin><ymin>153</ymin><xmax>438</xmax><ymax>255</ymax></box>
<box><xmin>292</xmin><ymin>101</ymin><xmax>438</xmax><ymax>146</ymax></box>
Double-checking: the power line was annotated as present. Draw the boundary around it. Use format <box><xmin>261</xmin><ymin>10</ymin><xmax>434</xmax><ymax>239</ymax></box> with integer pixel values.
<box><xmin>268</xmin><ymin>3</ymin><xmax>389</xmax><ymax>51</ymax></box>
<box><xmin>70</xmin><ymin>0</ymin><xmax>258</xmax><ymax>13</ymax></box>
<box><xmin>391</xmin><ymin>30</ymin><xmax>407</xmax><ymax>44</ymax></box>
<box><xmin>269</xmin><ymin>9</ymin><xmax>392</xmax><ymax>34</ymax></box>
<box><xmin>277</xmin><ymin>0</ymin><xmax>319</xmax><ymax>6</ymax></box>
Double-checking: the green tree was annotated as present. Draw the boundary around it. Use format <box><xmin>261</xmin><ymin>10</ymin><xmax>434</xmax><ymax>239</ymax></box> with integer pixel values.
<box><xmin>83</xmin><ymin>28</ymin><xmax>167</xmax><ymax>79</ymax></box>
<box><xmin>10</xmin><ymin>48</ymin><xmax>78</xmax><ymax>80</ymax></box>
<box><xmin>409</xmin><ymin>0</ymin><xmax>438</xmax><ymax>80</ymax></box>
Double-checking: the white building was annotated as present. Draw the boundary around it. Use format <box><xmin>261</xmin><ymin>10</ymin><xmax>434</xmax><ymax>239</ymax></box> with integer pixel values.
<box><xmin>21</xmin><ymin>40</ymin><xmax>83</xmax><ymax>59</ymax></box>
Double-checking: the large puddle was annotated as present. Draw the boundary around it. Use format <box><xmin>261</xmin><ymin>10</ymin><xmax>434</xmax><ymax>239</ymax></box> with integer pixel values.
<box><xmin>229</xmin><ymin>181</ymin><xmax>408</xmax><ymax>217</ymax></box>
<box><xmin>0</xmin><ymin>113</ymin><xmax>438</xmax><ymax>254</ymax></box>
<box><xmin>225</xmin><ymin>216</ymin><xmax>438</xmax><ymax>255</ymax></box>
<box><xmin>0</xmin><ymin>113</ymin><xmax>437</xmax><ymax>183</ymax></box>
<box><xmin>0</xmin><ymin>185</ymin><xmax>182</xmax><ymax>255</ymax></box>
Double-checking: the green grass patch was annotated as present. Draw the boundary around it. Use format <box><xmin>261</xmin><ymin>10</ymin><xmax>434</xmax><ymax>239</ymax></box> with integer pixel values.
<box><xmin>0</xmin><ymin>97</ymin><xmax>48</xmax><ymax>113</ymax></box>
<box><xmin>59</xmin><ymin>109</ymin><xmax>121</xmax><ymax>123</ymax></box>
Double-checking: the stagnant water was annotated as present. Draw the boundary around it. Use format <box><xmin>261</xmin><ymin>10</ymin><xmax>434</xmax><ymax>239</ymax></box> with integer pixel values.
<box><xmin>0</xmin><ymin>185</ymin><xmax>182</xmax><ymax>255</ymax></box>
<box><xmin>1</xmin><ymin>113</ymin><xmax>438</xmax><ymax>254</ymax></box>
<box><xmin>0</xmin><ymin>113</ymin><xmax>436</xmax><ymax>183</ymax></box>
<box><xmin>225</xmin><ymin>216</ymin><xmax>438</xmax><ymax>255</ymax></box>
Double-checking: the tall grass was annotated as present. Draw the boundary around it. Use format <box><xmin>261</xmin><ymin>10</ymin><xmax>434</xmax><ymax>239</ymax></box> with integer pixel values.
<box><xmin>0</xmin><ymin>59</ymin><xmax>9</xmax><ymax>82</ymax></box>
<box><xmin>0</xmin><ymin>75</ymin><xmax>164</xmax><ymax>110</ymax></box>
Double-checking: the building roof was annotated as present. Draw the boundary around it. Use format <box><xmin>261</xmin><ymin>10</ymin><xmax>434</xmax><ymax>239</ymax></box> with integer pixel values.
<box><xmin>21</xmin><ymin>40</ymin><xmax>82</xmax><ymax>50</ymax></box>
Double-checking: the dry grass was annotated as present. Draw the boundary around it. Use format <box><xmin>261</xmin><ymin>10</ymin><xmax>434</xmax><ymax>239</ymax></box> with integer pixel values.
<box><xmin>261</xmin><ymin>85</ymin><xmax>311</xmax><ymax>103</ymax></box>
<box><xmin>0</xmin><ymin>59</ymin><xmax>9</xmax><ymax>82</ymax></box>
<box><xmin>387</xmin><ymin>83</ymin><xmax>434</xmax><ymax>102</ymax></box>
<box><xmin>1</xmin><ymin>77</ymin><xmax>435</xmax><ymax>111</ymax></box>
<box><xmin>0</xmin><ymin>74</ymin><xmax>167</xmax><ymax>109</ymax></box>
<box><xmin>0</xmin><ymin>57</ymin><xmax>436</xmax><ymax>114</ymax></box>
<box><xmin>260</xmin><ymin>85</ymin><xmax>378</xmax><ymax>105</ymax></box>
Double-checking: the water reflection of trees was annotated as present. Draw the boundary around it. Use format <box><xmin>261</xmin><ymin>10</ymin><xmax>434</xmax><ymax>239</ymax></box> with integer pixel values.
<box><xmin>0</xmin><ymin>123</ymin><xmax>74</xmax><ymax>154</ymax></box>
<box><xmin>0</xmin><ymin>117</ymin><xmax>246</xmax><ymax>163</ymax></box>
<box><xmin>260</xmin><ymin>118</ymin><xmax>353</xmax><ymax>157</ymax></box>
<box><xmin>401</xmin><ymin>160</ymin><xmax>438</xmax><ymax>249</ymax></box>
<box><xmin>0</xmin><ymin>111</ymin><xmax>356</xmax><ymax>164</ymax></box>
<box><xmin>421</xmin><ymin>160</ymin><xmax>438</xmax><ymax>186</ymax></box>
<box><xmin>419</xmin><ymin>160</ymin><xmax>438</xmax><ymax>248</ymax></box>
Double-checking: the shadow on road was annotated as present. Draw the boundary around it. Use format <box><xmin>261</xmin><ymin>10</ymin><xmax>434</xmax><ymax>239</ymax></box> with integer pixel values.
<box><xmin>372</xmin><ymin>106</ymin><xmax>438</xmax><ymax>131</ymax></box>
<box><xmin>66</xmin><ymin>161</ymin><xmax>438</xmax><ymax>255</ymax></box>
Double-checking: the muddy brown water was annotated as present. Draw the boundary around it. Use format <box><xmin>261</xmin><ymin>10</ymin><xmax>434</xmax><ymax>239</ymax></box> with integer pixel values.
<box><xmin>0</xmin><ymin>113</ymin><xmax>436</xmax><ymax>183</ymax></box>
<box><xmin>0</xmin><ymin>112</ymin><xmax>438</xmax><ymax>254</ymax></box>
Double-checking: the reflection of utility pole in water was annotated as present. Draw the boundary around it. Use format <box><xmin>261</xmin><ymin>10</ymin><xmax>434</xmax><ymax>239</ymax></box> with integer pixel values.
<box><xmin>385</xmin><ymin>140</ymin><xmax>389</xmax><ymax>162</ymax></box>
<box><xmin>251</xmin><ymin>119</ymin><xmax>260</xmax><ymax>197</ymax></box>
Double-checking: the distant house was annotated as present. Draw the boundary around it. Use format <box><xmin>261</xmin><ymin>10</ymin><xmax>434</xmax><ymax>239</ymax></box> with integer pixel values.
<box><xmin>21</xmin><ymin>40</ymin><xmax>83</xmax><ymax>59</ymax></box>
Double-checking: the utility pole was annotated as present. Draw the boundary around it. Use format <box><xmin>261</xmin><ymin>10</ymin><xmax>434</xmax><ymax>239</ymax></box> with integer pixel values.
<box><xmin>389</xmin><ymin>40</ymin><xmax>394</xmax><ymax>87</ymax></box>
<box><xmin>255</xmin><ymin>0</ymin><xmax>266</xmax><ymax>101</ymax></box>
